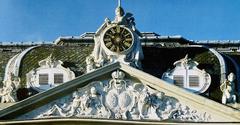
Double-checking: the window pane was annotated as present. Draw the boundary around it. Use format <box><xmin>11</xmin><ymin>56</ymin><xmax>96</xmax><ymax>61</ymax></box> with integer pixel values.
<box><xmin>189</xmin><ymin>75</ymin><xmax>199</xmax><ymax>87</ymax></box>
<box><xmin>173</xmin><ymin>75</ymin><xmax>184</xmax><ymax>87</ymax></box>
<box><xmin>54</xmin><ymin>74</ymin><xmax>63</xmax><ymax>84</ymax></box>
<box><xmin>39</xmin><ymin>74</ymin><xmax>48</xmax><ymax>85</ymax></box>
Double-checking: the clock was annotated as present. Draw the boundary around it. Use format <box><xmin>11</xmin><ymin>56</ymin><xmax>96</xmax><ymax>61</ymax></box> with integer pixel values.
<box><xmin>103</xmin><ymin>25</ymin><xmax>134</xmax><ymax>54</ymax></box>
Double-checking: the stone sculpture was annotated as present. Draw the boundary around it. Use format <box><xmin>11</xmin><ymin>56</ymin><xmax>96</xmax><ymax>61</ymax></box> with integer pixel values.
<box><xmin>20</xmin><ymin>70</ymin><xmax>211</xmax><ymax>122</ymax></box>
<box><xmin>86</xmin><ymin>56</ymin><xmax>96</xmax><ymax>73</ymax></box>
<box><xmin>0</xmin><ymin>84</ymin><xmax>15</xmax><ymax>103</ymax></box>
<box><xmin>0</xmin><ymin>73</ymin><xmax>20</xmax><ymax>103</ymax></box>
<box><xmin>85</xmin><ymin>87</ymin><xmax>103</xmax><ymax>116</ymax></box>
<box><xmin>220</xmin><ymin>72</ymin><xmax>237</xmax><ymax>104</ymax></box>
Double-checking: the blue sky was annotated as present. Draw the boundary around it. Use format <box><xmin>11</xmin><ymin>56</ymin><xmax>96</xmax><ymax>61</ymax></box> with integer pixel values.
<box><xmin>0</xmin><ymin>0</ymin><xmax>240</xmax><ymax>42</ymax></box>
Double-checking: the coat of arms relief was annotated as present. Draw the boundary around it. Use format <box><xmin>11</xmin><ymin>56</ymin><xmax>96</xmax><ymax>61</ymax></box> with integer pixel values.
<box><xmin>18</xmin><ymin>70</ymin><xmax>211</xmax><ymax>122</ymax></box>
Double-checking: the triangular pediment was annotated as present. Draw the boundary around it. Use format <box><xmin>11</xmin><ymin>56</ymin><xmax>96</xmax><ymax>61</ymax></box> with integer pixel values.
<box><xmin>0</xmin><ymin>62</ymin><xmax>240</xmax><ymax>123</ymax></box>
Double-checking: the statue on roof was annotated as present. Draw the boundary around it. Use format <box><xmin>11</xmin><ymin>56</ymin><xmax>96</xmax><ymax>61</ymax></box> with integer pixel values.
<box><xmin>113</xmin><ymin>0</ymin><xmax>141</xmax><ymax>36</ymax></box>
<box><xmin>220</xmin><ymin>73</ymin><xmax>237</xmax><ymax>104</ymax></box>
<box><xmin>114</xmin><ymin>3</ymin><xmax>125</xmax><ymax>24</ymax></box>
<box><xmin>0</xmin><ymin>73</ymin><xmax>20</xmax><ymax>103</ymax></box>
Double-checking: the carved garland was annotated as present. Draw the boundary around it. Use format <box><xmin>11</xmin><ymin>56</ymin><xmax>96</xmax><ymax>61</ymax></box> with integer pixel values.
<box><xmin>18</xmin><ymin>70</ymin><xmax>211</xmax><ymax>122</ymax></box>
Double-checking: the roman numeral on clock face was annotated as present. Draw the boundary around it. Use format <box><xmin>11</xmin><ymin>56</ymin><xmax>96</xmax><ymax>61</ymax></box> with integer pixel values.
<box><xmin>125</xmin><ymin>38</ymin><xmax>132</xmax><ymax>42</ymax></box>
<box><xmin>123</xmin><ymin>41</ymin><xmax>131</xmax><ymax>47</ymax></box>
<box><xmin>104</xmin><ymin>38</ymin><xmax>111</xmax><ymax>42</ymax></box>
<box><xmin>105</xmin><ymin>42</ymin><xmax>112</xmax><ymax>47</ymax></box>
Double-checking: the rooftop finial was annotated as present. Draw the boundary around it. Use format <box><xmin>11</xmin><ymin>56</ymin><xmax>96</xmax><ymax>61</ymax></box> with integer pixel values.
<box><xmin>118</xmin><ymin>0</ymin><xmax>121</xmax><ymax>7</ymax></box>
<box><xmin>115</xmin><ymin>0</ymin><xmax>125</xmax><ymax>18</ymax></box>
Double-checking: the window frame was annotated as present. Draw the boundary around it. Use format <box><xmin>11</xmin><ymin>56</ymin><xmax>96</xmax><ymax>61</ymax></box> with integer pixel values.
<box><xmin>173</xmin><ymin>75</ymin><xmax>184</xmax><ymax>87</ymax></box>
<box><xmin>54</xmin><ymin>73</ymin><xmax>64</xmax><ymax>84</ymax></box>
<box><xmin>189</xmin><ymin>75</ymin><xmax>199</xmax><ymax>87</ymax></box>
<box><xmin>39</xmin><ymin>74</ymin><xmax>49</xmax><ymax>85</ymax></box>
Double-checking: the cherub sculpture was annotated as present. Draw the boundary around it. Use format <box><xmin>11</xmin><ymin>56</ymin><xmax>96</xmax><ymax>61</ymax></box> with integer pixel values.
<box><xmin>220</xmin><ymin>73</ymin><xmax>237</xmax><ymax>104</ymax></box>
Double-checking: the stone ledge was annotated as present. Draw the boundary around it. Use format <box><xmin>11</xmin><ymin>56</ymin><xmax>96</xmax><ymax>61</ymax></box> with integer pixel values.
<box><xmin>0</xmin><ymin>103</ymin><xmax>15</xmax><ymax>110</ymax></box>
<box><xmin>1</xmin><ymin>118</ymin><xmax>240</xmax><ymax>125</ymax></box>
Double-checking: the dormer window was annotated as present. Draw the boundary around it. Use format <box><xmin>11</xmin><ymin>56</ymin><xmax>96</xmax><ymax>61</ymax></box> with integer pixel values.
<box><xmin>162</xmin><ymin>55</ymin><xmax>211</xmax><ymax>94</ymax></box>
<box><xmin>26</xmin><ymin>54</ymin><xmax>75</xmax><ymax>92</ymax></box>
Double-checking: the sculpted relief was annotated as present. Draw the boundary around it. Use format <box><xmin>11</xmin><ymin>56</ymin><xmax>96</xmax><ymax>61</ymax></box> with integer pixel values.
<box><xmin>220</xmin><ymin>73</ymin><xmax>237</xmax><ymax>104</ymax></box>
<box><xmin>0</xmin><ymin>73</ymin><xmax>20</xmax><ymax>103</ymax></box>
<box><xmin>86</xmin><ymin>3</ymin><xmax>144</xmax><ymax>73</ymax></box>
<box><xmin>18</xmin><ymin>70</ymin><xmax>211</xmax><ymax>122</ymax></box>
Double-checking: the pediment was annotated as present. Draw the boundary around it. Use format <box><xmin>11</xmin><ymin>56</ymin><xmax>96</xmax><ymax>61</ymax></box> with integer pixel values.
<box><xmin>0</xmin><ymin>62</ymin><xmax>240</xmax><ymax>123</ymax></box>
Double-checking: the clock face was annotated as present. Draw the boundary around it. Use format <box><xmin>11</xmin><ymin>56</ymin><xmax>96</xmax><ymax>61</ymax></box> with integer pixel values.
<box><xmin>103</xmin><ymin>25</ymin><xmax>134</xmax><ymax>53</ymax></box>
